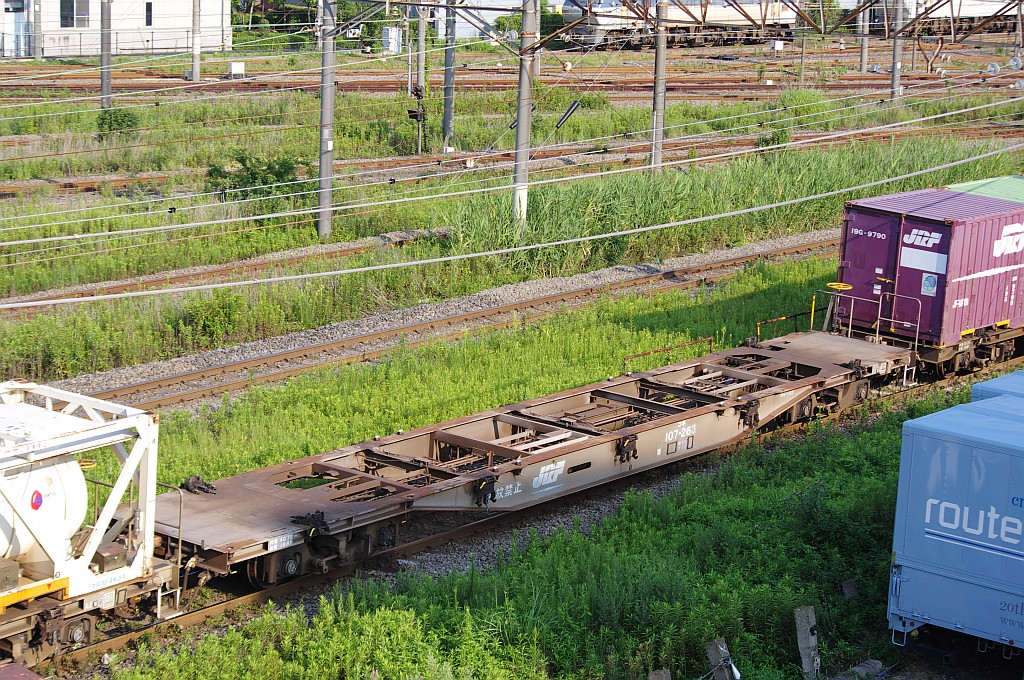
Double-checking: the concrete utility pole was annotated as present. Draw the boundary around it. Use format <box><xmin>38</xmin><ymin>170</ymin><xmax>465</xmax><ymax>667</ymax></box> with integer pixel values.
<box><xmin>799</xmin><ymin>33</ymin><xmax>806</xmax><ymax>86</ymax></box>
<box><xmin>405</xmin><ymin>9</ymin><xmax>413</xmax><ymax>96</ymax></box>
<box><xmin>442</xmin><ymin>0</ymin><xmax>456</xmax><ymax>146</ymax></box>
<box><xmin>101</xmin><ymin>0</ymin><xmax>112</xmax><ymax>108</ymax></box>
<box><xmin>32</xmin><ymin>0</ymin><xmax>42</xmax><ymax>57</ymax></box>
<box><xmin>650</xmin><ymin>0</ymin><xmax>667</xmax><ymax>170</ymax></box>
<box><xmin>417</xmin><ymin>2</ymin><xmax>427</xmax><ymax>93</ymax></box>
<box><xmin>891</xmin><ymin>0</ymin><xmax>904</xmax><ymax>100</ymax></box>
<box><xmin>512</xmin><ymin>0</ymin><xmax>539</xmax><ymax>234</ymax></box>
<box><xmin>192</xmin><ymin>0</ymin><xmax>201</xmax><ymax>82</ymax></box>
<box><xmin>317</xmin><ymin>0</ymin><xmax>336</xmax><ymax>239</ymax></box>
<box><xmin>859</xmin><ymin>7</ymin><xmax>868</xmax><ymax>73</ymax></box>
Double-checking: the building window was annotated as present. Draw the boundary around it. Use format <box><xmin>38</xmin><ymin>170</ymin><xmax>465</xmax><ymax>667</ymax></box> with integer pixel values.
<box><xmin>59</xmin><ymin>0</ymin><xmax>89</xmax><ymax>27</ymax></box>
<box><xmin>145</xmin><ymin>1</ymin><xmax>152</xmax><ymax>26</ymax></box>
<box><xmin>4</xmin><ymin>0</ymin><xmax>26</xmax><ymax>13</ymax></box>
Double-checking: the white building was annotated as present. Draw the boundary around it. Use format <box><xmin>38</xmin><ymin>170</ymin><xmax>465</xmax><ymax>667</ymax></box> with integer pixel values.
<box><xmin>2</xmin><ymin>0</ymin><xmax>232</xmax><ymax>58</ymax></box>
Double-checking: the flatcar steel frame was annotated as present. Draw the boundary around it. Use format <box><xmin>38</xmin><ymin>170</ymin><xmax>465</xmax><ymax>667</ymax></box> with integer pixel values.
<box><xmin>155</xmin><ymin>332</ymin><xmax>914</xmax><ymax>587</ymax></box>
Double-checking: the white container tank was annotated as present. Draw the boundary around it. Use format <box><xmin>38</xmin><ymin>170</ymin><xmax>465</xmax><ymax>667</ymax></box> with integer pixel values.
<box><xmin>0</xmin><ymin>453</ymin><xmax>88</xmax><ymax>581</ymax></box>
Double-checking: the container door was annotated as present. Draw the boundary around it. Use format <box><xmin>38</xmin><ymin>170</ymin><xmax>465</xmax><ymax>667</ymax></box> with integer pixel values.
<box><xmin>838</xmin><ymin>208</ymin><xmax>901</xmax><ymax>331</ymax></box>
<box><xmin>892</xmin><ymin>217</ymin><xmax>949</xmax><ymax>342</ymax></box>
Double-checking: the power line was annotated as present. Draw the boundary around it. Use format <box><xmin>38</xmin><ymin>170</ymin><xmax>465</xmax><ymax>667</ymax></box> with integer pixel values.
<box><xmin>3</xmin><ymin>141</ymin><xmax>1018</xmax><ymax>309</ymax></box>
<box><xmin>0</xmin><ymin>68</ymin><xmax>1007</xmax><ymax>244</ymax></box>
<box><xmin>2</xmin><ymin>94</ymin><xmax>1019</xmax><ymax>250</ymax></box>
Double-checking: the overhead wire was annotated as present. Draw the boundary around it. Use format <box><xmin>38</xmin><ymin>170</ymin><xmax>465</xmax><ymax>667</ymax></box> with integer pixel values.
<box><xmin>3</xmin><ymin>92</ymin><xmax>1020</xmax><ymax>250</ymax></box>
<box><xmin>0</xmin><ymin>61</ymin><xmax>1012</xmax><ymax>243</ymax></box>
<box><xmin>0</xmin><ymin>27</ymin><xmax>1014</xmax><ymax>238</ymax></box>
<box><xmin>10</xmin><ymin>105</ymin><xmax>1019</xmax><ymax>271</ymax></box>
<box><xmin>3</xmin><ymin>140</ymin><xmax>1020</xmax><ymax>310</ymax></box>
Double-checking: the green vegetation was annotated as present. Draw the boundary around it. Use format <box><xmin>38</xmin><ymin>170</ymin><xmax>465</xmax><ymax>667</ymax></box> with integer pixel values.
<box><xmin>96</xmin><ymin>107</ymin><xmax>142</xmax><ymax>141</ymax></box>
<box><xmin>2</xmin><ymin>138</ymin><xmax>1019</xmax><ymax>381</ymax></box>
<box><xmin>0</xmin><ymin>82</ymin><xmax>1017</xmax><ymax>180</ymax></box>
<box><xmin>106</xmin><ymin>261</ymin><xmax>973</xmax><ymax>676</ymax></box>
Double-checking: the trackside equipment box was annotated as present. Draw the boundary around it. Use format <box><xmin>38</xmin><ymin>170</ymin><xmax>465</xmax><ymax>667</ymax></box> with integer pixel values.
<box><xmin>839</xmin><ymin>186</ymin><xmax>1024</xmax><ymax>348</ymax></box>
<box><xmin>972</xmin><ymin>371</ymin><xmax>1024</xmax><ymax>402</ymax></box>
<box><xmin>889</xmin><ymin>395</ymin><xmax>1024</xmax><ymax>648</ymax></box>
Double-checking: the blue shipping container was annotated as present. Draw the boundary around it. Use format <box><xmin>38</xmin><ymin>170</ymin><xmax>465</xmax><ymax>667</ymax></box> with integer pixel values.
<box><xmin>889</xmin><ymin>395</ymin><xmax>1024</xmax><ymax>648</ymax></box>
<box><xmin>971</xmin><ymin>371</ymin><xmax>1024</xmax><ymax>402</ymax></box>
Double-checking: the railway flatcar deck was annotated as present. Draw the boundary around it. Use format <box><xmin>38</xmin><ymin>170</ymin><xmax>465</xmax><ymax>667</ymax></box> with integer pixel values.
<box><xmin>155</xmin><ymin>332</ymin><xmax>913</xmax><ymax>587</ymax></box>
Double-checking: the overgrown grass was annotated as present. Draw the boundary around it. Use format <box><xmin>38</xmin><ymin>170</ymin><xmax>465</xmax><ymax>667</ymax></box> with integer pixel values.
<box><xmin>2</xmin><ymin>138</ymin><xmax>1019</xmax><ymax>381</ymax></box>
<box><xmin>141</xmin><ymin>257</ymin><xmax>826</xmax><ymax>485</ymax></box>
<box><xmin>107</xmin><ymin>280</ymin><xmax>975</xmax><ymax>677</ymax></box>
<box><xmin>0</xmin><ymin>81</ymin><xmax>1017</xmax><ymax>180</ymax></box>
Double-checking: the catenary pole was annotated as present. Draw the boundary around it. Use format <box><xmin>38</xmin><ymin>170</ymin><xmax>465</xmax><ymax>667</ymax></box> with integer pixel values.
<box><xmin>513</xmin><ymin>0</ymin><xmax>539</xmax><ymax>235</ymax></box>
<box><xmin>442</xmin><ymin>0</ymin><xmax>456</xmax><ymax>146</ymax></box>
<box><xmin>192</xmin><ymin>0</ymin><xmax>201</xmax><ymax>82</ymax></box>
<box><xmin>417</xmin><ymin>2</ymin><xmax>427</xmax><ymax>93</ymax></box>
<box><xmin>859</xmin><ymin>7</ymin><xmax>868</xmax><ymax>72</ymax></box>
<box><xmin>32</xmin><ymin>0</ymin><xmax>42</xmax><ymax>57</ymax></box>
<box><xmin>891</xmin><ymin>0</ymin><xmax>904</xmax><ymax>101</ymax></box>
<box><xmin>799</xmin><ymin>32</ymin><xmax>806</xmax><ymax>86</ymax></box>
<box><xmin>101</xmin><ymin>0</ymin><xmax>112</xmax><ymax>108</ymax></box>
<box><xmin>318</xmin><ymin>0</ymin><xmax>336</xmax><ymax>239</ymax></box>
<box><xmin>650</xmin><ymin>0</ymin><xmax>667</xmax><ymax>170</ymax></box>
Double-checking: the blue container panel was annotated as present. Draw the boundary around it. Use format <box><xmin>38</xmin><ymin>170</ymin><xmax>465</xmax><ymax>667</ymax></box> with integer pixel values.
<box><xmin>888</xmin><ymin>565</ymin><xmax>1024</xmax><ymax>645</ymax></box>
<box><xmin>891</xmin><ymin>397</ymin><xmax>1024</xmax><ymax>643</ymax></box>
<box><xmin>972</xmin><ymin>371</ymin><xmax>1024</xmax><ymax>402</ymax></box>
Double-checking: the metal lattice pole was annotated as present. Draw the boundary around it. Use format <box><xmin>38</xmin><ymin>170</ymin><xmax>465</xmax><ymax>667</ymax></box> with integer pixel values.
<box><xmin>442</xmin><ymin>0</ymin><xmax>456</xmax><ymax>147</ymax></box>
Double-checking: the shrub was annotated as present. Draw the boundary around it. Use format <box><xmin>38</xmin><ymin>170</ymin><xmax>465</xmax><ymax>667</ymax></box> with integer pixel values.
<box><xmin>96</xmin><ymin>107</ymin><xmax>141</xmax><ymax>140</ymax></box>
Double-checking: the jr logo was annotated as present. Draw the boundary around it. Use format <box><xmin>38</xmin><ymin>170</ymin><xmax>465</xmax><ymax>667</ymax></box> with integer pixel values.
<box><xmin>532</xmin><ymin>461</ymin><xmax>566</xmax><ymax>489</ymax></box>
<box><xmin>993</xmin><ymin>223</ymin><xmax>1024</xmax><ymax>258</ymax></box>
<box><xmin>903</xmin><ymin>229</ymin><xmax>942</xmax><ymax>248</ymax></box>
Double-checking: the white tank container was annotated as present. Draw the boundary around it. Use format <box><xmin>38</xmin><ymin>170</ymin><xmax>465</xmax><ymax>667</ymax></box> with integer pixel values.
<box><xmin>0</xmin><ymin>454</ymin><xmax>87</xmax><ymax>581</ymax></box>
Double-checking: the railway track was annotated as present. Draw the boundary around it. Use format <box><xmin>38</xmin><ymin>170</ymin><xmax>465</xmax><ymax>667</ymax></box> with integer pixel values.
<box><xmin>76</xmin><ymin>237</ymin><xmax>838</xmax><ymax>410</ymax></box>
<box><xmin>1</xmin><ymin>122</ymin><xmax>1019</xmax><ymax>200</ymax></box>
<box><xmin>0</xmin><ymin>230</ymin><xmax>438</xmax><ymax>318</ymax></box>
<box><xmin>0</xmin><ymin>70</ymin><xmax>997</xmax><ymax>95</ymax></box>
<box><xmin>59</xmin><ymin>343</ymin><xmax>1024</xmax><ymax>674</ymax></box>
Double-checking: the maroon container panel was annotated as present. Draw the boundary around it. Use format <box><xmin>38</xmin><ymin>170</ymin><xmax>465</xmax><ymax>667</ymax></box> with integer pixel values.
<box><xmin>941</xmin><ymin>209</ymin><xmax>1024</xmax><ymax>347</ymax></box>
<box><xmin>839</xmin><ymin>189</ymin><xmax>1024</xmax><ymax>347</ymax></box>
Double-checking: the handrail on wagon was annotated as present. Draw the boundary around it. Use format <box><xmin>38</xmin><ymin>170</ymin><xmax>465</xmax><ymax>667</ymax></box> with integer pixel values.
<box><xmin>818</xmin><ymin>286</ymin><xmax>923</xmax><ymax>354</ymax></box>
<box><xmin>623</xmin><ymin>337</ymin><xmax>714</xmax><ymax>372</ymax></box>
<box><xmin>755</xmin><ymin>306</ymin><xmax>828</xmax><ymax>344</ymax></box>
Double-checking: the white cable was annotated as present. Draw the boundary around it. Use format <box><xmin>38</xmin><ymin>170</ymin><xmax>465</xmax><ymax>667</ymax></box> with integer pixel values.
<box><xmin>0</xmin><ymin>62</ymin><xmax>1000</xmax><ymax>236</ymax></box>
<box><xmin>3</xmin><ymin>141</ymin><xmax>1018</xmax><ymax>309</ymax></box>
<box><xmin>2</xmin><ymin>94</ymin><xmax>1019</xmax><ymax>249</ymax></box>
<box><xmin>0</xmin><ymin>36</ymin><xmax>501</xmax><ymax>118</ymax></box>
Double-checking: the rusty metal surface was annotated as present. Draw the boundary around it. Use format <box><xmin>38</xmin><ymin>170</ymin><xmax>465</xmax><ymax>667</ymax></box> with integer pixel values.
<box><xmin>0</xmin><ymin>664</ymin><xmax>42</xmax><ymax>680</ymax></box>
<box><xmin>156</xmin><ymin>331</ymin><xmax>913</xmax><ymax>573</ymax></box>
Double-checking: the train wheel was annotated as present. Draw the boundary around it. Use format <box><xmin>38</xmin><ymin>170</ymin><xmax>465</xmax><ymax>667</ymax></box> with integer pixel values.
<box><xmin>246</xmin><ymin>558</ymin><xmax>270</xmax><ymax>589</ymax></box>
<box><xmin>246</xmin><ymin>553</ymin><xmax>302</xmax><ymax>589</ymax></box>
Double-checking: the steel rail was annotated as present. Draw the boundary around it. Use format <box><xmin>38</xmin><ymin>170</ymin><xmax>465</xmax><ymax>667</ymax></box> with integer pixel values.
<box><xmin>1</xmin><ymin>232</ymin><xmax>435</xmax><ymax>316</ymax></box>
<box><xmin>60</xmin><ymin>351</ymin><xmax>1024</xmax><ymax>671</ymax></box>
<box><xmin>82</xmin><ymin>238</ymin><xmax>838</xmax><ymax>409</ymax></box>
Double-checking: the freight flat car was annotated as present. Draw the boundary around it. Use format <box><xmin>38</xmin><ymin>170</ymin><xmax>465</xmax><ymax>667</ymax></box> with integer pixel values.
<box><xmin>153</xmin><ymin>333</ymin><xmax>912</xmax><ymax>589</ymax></box>
<box><xmin>831</xmin><ymin>175</ymin><xmax>1024</xmax><ymax>376</ymax></box>
<box><xmin>4</xmin><ymin>178</ymin><xmax>1024</xmax><ymax>667</ymax></box>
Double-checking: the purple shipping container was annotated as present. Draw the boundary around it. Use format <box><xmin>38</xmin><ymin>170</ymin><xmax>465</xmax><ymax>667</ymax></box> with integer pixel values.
<box><xmin>838</xmin><ymin>188</ymin><xmax>1024</xmax><ymax>348</ymax></box>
